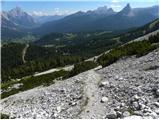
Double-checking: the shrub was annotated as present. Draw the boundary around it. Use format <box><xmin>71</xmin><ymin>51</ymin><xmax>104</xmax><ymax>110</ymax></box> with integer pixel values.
<box><xmin>67</xmin><ymin>61</ymin><xmax>99</xmax><ymax>77</ymax></box>
<box><xmin>0</xmin><ymin>113</ymin><xmax>10</xmax><ymax>119</ymax></box>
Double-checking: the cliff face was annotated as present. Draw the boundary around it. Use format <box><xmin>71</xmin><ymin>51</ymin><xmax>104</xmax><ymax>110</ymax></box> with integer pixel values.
<box><xmin>1</xmin><ymin>49</ymin><xmax>159</xmax><ymax>119</ymax></box>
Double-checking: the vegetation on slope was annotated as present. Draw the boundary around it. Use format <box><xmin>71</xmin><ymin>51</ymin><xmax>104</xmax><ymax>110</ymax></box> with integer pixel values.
<box><xmin>0</xmin><ymin>113</ymin><xmax>10</xmax><ymax>119</ymax></box>
<box><xmin>2</xmin><ymin>55</ymin><xmax>83</xmax><ymax>82</ymax></box>
<box><xmin>1</xmin><ymin>70</ymin><xmax>69</xmax><ymax>99</ymax></box>
<box><xmin>1</xmin><ymin>33</ymin><xmax>158</xmax><ymax>99</ymax></box>
<box><xmin>97</xmin><ymin>33</ymin><xmax>159</xmax><ymax>67</ymax></box>
<box><xmin>67</xmin><ymin>61</ymin><xmax>99</xmax><ymax>77</ymax></box>
<box><xmin>35</xmin><ymin>19</ymin><xmax>159</xmax><ymax>57</ymax></box>
<box><xmin>1</xmin><ymin>61</ymin><xmax>99</xmax><ymax>99</ymax></box>
<box><xmin>1</xmin><ymin>43</ymin><xmax>25</xmax><ymax>70</ymax></box>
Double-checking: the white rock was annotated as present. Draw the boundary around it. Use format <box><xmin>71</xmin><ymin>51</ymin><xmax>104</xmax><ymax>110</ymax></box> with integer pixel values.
<box><xmin>100</xmin><ymin>81</ymin><xmax>109</xmax><ymax>87</ymax></box>
<box><xmin>132</xmin><ymin>101</ymin><xmax>140</xmax><ymax>110</ymax></box>
<box><xmin>106</xmin><ymin>109</ymin><xmax>117</xmax><ymax>119</ymax></box>
<box><xmin>119</xmin><ymin>77</ymin><xmax>124</xmax><ymax>80</ymax></box>
<box><xmin>101</xmin><ymin>97</ymin><xmax>108</xmax><ymax>103</ymax></box>
<box><xmin>123</xmin><ymin>111</ymin><xmax>130</xmax><ymax>117</ymax></box>
<box><xmin>133</xmin><ymin>94</ymin><xmax>140</xmax><ymax>100</ymax></box>
<box><xmin>150</xmin><ymin>112</ymin><xmax>158</xmax><ymax>119</ymax></box>
<box><xmin>56</xmin><ymin>106</ymin><xmax>61</xmax><ymax>113</ymax></box>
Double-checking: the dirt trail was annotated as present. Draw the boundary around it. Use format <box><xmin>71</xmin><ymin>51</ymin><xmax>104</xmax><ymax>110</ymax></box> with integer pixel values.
<box><xmin>79</xmin><ymin>70</ymin><xmax>106</xmax><ymax>119</ymax></box>
<box><xmin>22</xmin><ymin>44</ymin><xmax>29</xmax><ymax>63</ymax></box>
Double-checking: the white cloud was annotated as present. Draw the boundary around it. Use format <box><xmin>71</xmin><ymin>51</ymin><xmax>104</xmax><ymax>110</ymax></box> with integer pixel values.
<box><xmin>111</xmin><ymin>0</ymin><xmax>119</xmax><ymax>3</ymax></box>
<box><xmin>29</xmin><ymin>8</ymin><xmax>76</xmax><ymax>16</ymax></box>
<box><xmin>30</xmin><ymin>11</ymin><xmax>49</xmax><ymax>16</ymax></box>
<box><xmin>110</xmin><ymin>4</ymin><xmax>122</xmax><ymax>8</ymax></box>
<box><xmin>109</xmin><ymin>0</ymin><xmax>123</xmax><ymax>11</ymax></box>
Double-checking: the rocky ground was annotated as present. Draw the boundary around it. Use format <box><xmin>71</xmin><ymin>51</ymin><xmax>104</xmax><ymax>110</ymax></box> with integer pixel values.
<box><xmin>0</xmin><ymin>49</ymin><xmax>159</xmax><ymax>119</ymax></box>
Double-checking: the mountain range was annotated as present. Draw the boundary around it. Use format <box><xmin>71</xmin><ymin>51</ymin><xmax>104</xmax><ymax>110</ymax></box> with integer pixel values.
<box><xmin>1</xmin><ymin>4</ymin><xmax>159</xmax><ymax>40</ymax></box>
<box><xmin>35</xmin><ymin>4</ymin><xmax>158</xmax><ymax>34</ymax></box>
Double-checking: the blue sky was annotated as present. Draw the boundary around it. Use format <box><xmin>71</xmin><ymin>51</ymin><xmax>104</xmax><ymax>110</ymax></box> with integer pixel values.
<box><xmin>1</xmin><ymin>0</ymin><xmax>159</xmax><ymax>16</ymax></box>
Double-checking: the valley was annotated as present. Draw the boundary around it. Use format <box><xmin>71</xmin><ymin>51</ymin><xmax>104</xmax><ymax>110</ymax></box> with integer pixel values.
<box><xmin>0</xmin><ymin>2</ymin><xmax>159</xmax><ymax>119</ymax></box>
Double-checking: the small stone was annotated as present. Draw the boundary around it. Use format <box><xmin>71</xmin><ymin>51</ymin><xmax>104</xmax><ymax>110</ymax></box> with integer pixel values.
<box><xmin>154</xmin><ymin>109</ymin><xmax>159</xmax><ymax>114</ymax></box>
<box><xmin>101</xmin><ymin>97</ymin><xmax>108</xmax><ymax>103</ymax></box>
<box><xmin>71</xmin><ymin>102</ymin><xmax>77</xmax><ymax>106</ymax></box>
<box><xmin>116</xmin><ymin>111</ymin><xmax>122</xmax><ymax>118</ymax></box>
<box><xmin>120</xmin><ymin>103</ymin><xmax>125</xmax><ymax>107</ymax></box>
<box><xmin>152</xmin><ymin>102</ymin><xmax>159</xmax><ymax>107</ymax></box>
<box><xmin>115</xmin><ymin>106</ymin><xmax>120</xmax><ymax>110</ymax></box>
<box><xmin>123</xmin><ymin>111</ymin><xmax>130</xmax><ymax>117</ymax></box>
<box><xmin>106</xmin><ymin>109</ymin><xmax>117</xmax><ymax>119</ymax></box>
<box><xmin>133</xmin><ymin>95</ymin><xmax>140</xmax><ymax>101</ymax></box>
<box><xmin>132</xmin><ymin>101</ymin><xmax>140</xmax><ymax>110</ymax></box>
<box><xmin>139</xmin><ymin>103</ymin><xmax>146</xmax><ymax>109</ymax></box>
<box><xmin>150</xmin><ymin>112</ymin><xmax>158</xmax><ymax>119</ymax></box>
<box><xmin>133</xmin><ymin>111</ymin><xmax>143</xmax><ymax>116</ymax></box>
<box><xmin>56</xmin><ymin>106</ymin><xmax>61</xmax><ymax>113</ymax></box>
<box><xmin>99</xmin><ymin>81</ymin><xmax>109</xmax><ymax>87</ymax></box>
<box><xmin>119</xmin><ymin>77</ymin><xmax>124</xmax><ymax>80</ymax></box>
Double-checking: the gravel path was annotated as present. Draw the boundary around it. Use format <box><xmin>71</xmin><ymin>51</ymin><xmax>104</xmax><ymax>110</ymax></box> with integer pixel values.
<box><xmin>79</xmin><ymin>70</ymin><xmax>106</xmax><ymax>119</ymax></box>
<box><xmin>22</xmin><ymin>44</ymin><xmax>29</xmax><ymax>63</ymax></box>
<box><xmin>34</xmin><ymin>65</ymin><xmax>74</xmax><ymax>76</ymax></box>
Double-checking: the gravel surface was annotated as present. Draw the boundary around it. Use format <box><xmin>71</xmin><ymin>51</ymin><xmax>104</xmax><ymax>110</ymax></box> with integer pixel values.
<box><xmin>0</xmin><ymin>49</ymin><xmax>159</xmax><ymax>119</ymax></box>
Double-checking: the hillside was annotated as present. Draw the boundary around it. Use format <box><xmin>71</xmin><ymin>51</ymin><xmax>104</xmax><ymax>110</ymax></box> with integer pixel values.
<box><xmin>1</xmin><ymin>19</ymin><xmax>158</xmax><ymax>82</ymax></box>
<box><xmin>1</xmin><ymin>48</ymin><xmax>158</xmax><ymax>119</ymax></box>
<box><xmin>35</xmin><ymin>19</ymin><xmax>159</xmax><ymax>56</ymax></box>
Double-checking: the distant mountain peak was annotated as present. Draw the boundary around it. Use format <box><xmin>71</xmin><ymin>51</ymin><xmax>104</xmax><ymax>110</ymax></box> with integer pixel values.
<box><xmin>108</xmin><ymin>8</ymin><xmax>114</xmax><ymax>12</ymax></box>
<box><xmin>119</xmin><ymin>3</ymin><xmax>132</xmax><ymax>16</ymax></box>
<box><xmin>96</xmin><ymin>6</ymin><xmax>108</xmax><ymax>11</ymax></box>
<box><xmin>10</xmin><ymin>7</ymin><xmax>23</xmax><ymax>13</ymax></box>
<box><xmin>94</xmin><ymin>6</ymin><xmax>108</xmax><ymax>14</ymax></box>
<box><xmin>9</xmin><ymin>7</ymin><xmax>25</xmax><ymax>16</ymax></box>
<box><xmin>126</xmin><ymin>3</ymin><xmax>131</xmax><ymax>8</ymax></box>
<box><xmin>14</xmin><ymin>7</ymin><xmax>22</xmax><ymax>11</ymax></box>
<box><xmin>123</xmin><ymin>3</ymin><xmax>132</xmax><ymax>12</ymax></box>
<box><xmin>93</xmin><ymin>6</ymin><xmax>115</xmax><ymax>15</ymax></box>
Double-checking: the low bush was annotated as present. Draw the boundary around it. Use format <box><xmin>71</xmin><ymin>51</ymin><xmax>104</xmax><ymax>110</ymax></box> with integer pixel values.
<box><xmin>67</xmin><ymin>61</ymin><xmax>99</xmax><ymax>77</ymax></box>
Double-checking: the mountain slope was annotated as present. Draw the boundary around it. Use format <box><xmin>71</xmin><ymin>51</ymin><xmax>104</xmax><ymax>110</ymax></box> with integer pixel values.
<box><xmin>2</xmin><ymin>7</ymin><xmax>37</xmax><ymax>28</ymax></box>
<box><xmin>34</xmin><ymin>19</ymin><xmax>159</xmax><ymax>58</ymax></box>
<box><xmin>1</xmin><ymin>7</ymin><xmax>38</xmax><ymax>41</ymax></box>
<box><xmin>1</xmin><ymin>48</ymin><xmax>158</xmax><ymax>119</ymax></box>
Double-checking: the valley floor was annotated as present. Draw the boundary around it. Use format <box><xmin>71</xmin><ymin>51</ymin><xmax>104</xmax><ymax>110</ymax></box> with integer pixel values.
<box><xmin>0</xmin><ymin>49</ymin><xmax>159</xmax><ymax>119</ymax></box>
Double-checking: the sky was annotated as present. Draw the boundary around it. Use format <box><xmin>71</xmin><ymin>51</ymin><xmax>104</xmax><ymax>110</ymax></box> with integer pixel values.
<box><xmin>1</xmin><ymin>0</ymin><xmax>159</xmax><ymax>16</ymax></box>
